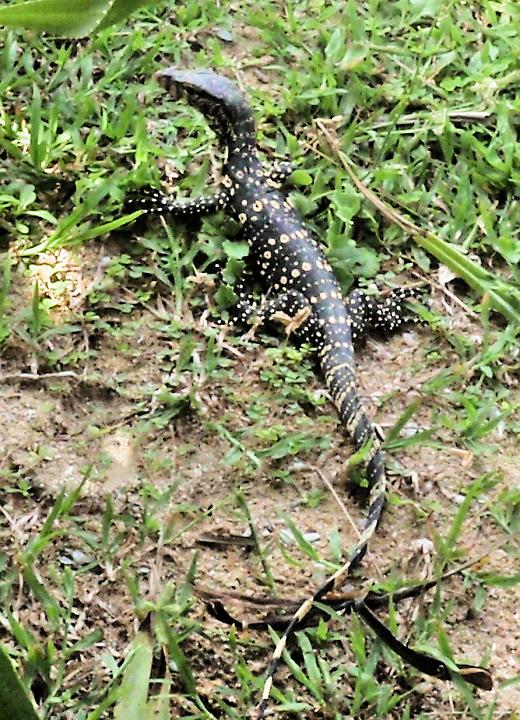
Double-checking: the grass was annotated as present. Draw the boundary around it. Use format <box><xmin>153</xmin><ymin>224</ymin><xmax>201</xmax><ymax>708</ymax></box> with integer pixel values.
<box><xmin>0</xmin><ymin>0</ymin><xmax>519</xmax><ymax>718</ymax></box>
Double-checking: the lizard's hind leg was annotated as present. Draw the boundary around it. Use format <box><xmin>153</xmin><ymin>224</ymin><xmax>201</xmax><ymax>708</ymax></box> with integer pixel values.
<box><xmin>346</xmin><ymin>287</ymin><xmax>423</xmax><ymax>343</ymax></box>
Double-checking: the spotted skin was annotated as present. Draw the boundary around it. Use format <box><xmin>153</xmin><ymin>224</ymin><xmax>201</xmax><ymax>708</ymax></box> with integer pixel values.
<box><xmin>137</xmin><ymin>68</ymin><xmax>415</xmax><ymax>718</ymax></box>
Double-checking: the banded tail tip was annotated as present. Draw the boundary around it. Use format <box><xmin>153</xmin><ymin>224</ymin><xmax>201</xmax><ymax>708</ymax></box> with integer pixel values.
<box><xmin>457</xmin><ymin>665</ymin><xmax>493</xmax><ymax>691</ymax></box>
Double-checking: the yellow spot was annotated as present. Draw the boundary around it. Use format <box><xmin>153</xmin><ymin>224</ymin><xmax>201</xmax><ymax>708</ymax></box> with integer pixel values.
<box><xmin>268</xmin><ymin>237</ymin><xmax>276</xmax><ymax>245</ymax></box>
<box><xmin>264</xmin><ymin>251</ymin><xmax>271</xmax><ymax>259</ymax></box>
<box><xmin>280</xmin><ymin>233</ymin><xmax>290</xmax><ymax>243</ymax></box>
<box><xmin>271</xmin><ymin>200</ymin><xmax>280</xmax><ymax>210</ymax></box>
<box><xmin>310</xmin><ymin>296</ymin><xmax>317</xmax><ymax>304</ymax></box>
<box><xmin>241</xmin><ymin>199</ymin><xmax>248</xmax><ymax>206</ymax></box>
<box><xmin>320</xmin><ymin>291</ymin><xmax>328</xmax><ymax>300</ymax></box>
<box><xmin>239</xmin><ymin>213</ymin><xmax>247</xmax><ymax>223</ymax></box>
<box><xmin>222</xmin><ymin>176</ymin><xmax>232</xmax><ymax>188</ymax></box>
<box><xmin>280</xmin><ymin>275</ymin><xmax>288</xmax><ymax>284</ymax></box>
<box><xmin>329</xmin><ymin>316</ymin><xmax>336</xmax><ymax>324</ymax></box>
<box><xmin>302</xmin><ymin>262</ymin><xmax>312</xmax><ymax>272</ymax></box>
<box><xmin>291</xmin><ymin>268</ymin><xmax>300</xmax><ymax>278</ymax></box>
<box><xmin>253</xmin><ymin>200</ymin><xmax>263</xmax><ymax>212</ymax></box>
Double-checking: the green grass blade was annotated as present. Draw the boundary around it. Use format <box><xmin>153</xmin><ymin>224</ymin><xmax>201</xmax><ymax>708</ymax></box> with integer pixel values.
<box><xmin>416</xmin><ymin>233</ymin><xmax>520</xmax><ymax>325</ymax></box>
<box><xmin>0</xmin><ymin>0</ymin><xmax>116</xmax><ymax>36</ymax></box>
<box><xmin>342</xmin><ymin>157</ymin><xmax>520</xmax><ymax>325</ymax></box>
<box><xmin>114</xmin><ymin>630</ymin><xmax>153</xmax><ymax>720</ymax></box>
<box><xmin>30</xmin><ymin>84</ymin><xmax>42</xmax><ymax>170</ymax></box>
<box><xmin>156</xmin><ymin>617</ymin><xmax>196</xmax><ymax>694</ymax></box>
<box><xmin>0</xmin><ymin>0</ymin><xmax>156</xmax><ymax>36</ymax></box>
<box><xmin>97</xmin><ymin>0</ymin><xmax>155</xmax><ymax>30</ymax></box>
<box><xmin>143</xmin><ymin>663</ymin><xmax>171</xmax><ymax>720</ymax></box>
<box><xmin>20</xmin><ymin>210</ymin><xmax>143</xmax><ymax>257</ymax></box>
<box><xmin>0</xmin><ymin>252</ymin><xmax>11</xmax><ymax>313</ymax></box>
<box><xmin>0</xmin><ymin>643</ymin><xmax>40</xmax><ymax>720</ymax></box>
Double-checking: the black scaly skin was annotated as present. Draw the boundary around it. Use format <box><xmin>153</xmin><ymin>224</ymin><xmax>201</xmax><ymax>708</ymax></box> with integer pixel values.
<box><xmin>132</xmin><ymin>68</ymin><xmax>491</xmax><ymax>716</ymax></box>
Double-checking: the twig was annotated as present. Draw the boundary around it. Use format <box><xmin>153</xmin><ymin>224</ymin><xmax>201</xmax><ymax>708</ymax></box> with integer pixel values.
<box><xmin>410</xmin><ymin>268</ymin><xmax>480</xmax><ymax>320</ymax></box>
<box><xmin>315</xmin><ymin>119</ymin><xmax>424</xmax><ymax>237</ymax></box>
<box><xmin>297</xmin><ymin>462</ymin><xmax>383</xmax><ymax>581</ymax></box>
<box><xmin>371</xmin><ymin>109</ymin><xmax>492</xmax><ymax>130</ymax></box>
<box><xmin>0</xmin><ymin>370</ymin><xmax>79</xmax><ymax>383</ymax></box>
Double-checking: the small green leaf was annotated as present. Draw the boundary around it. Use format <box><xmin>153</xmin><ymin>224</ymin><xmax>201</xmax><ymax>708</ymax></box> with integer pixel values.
<box><xmin>291</xmin><ymin>170</ymin><xmax>313</xmax><ymax>186</ymax></box>
<box><xmin>409</xmin><ymin>0</ymin><xmax>442</xmax><ymax>21</ymax></box>
<box><xmin>324</xmin><ymin>27</ymin><xmax>345</xmax><ymax>63</ymax></box>
<box><xmin>330</xmin><ymin>188</ymin><xmax>361</xmax><ymax>224</ymax></box>
<box><xmin>222</xmin><ymin>239</ymin><xmax>249</xmax><ymax>260</ymax></box>
<box><xmin>65</xmin><ymin>629</ymin><xmax>104</xmax><ymax>658</ymax></box>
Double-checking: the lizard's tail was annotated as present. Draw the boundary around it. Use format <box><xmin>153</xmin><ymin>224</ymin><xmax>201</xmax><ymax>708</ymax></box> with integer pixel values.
<box><xmin>256</xmin><ymin>348</ymin><xmax>386</xmax><ymax>718</ymax></box>
<box><xmin>322</xmin><ymin>342</ymin><xmax>387</xmax><ymax>572</ymax></box>
<box><xmin>157</xmin><ymin>67</ymin><xmax>256</xmax><ymax>154</ymax></box>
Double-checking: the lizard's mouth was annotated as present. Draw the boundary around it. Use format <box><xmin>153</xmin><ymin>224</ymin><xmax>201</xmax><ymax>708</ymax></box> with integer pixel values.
<box><xmin>155</xmin><ymin>67</ymin><xmax>254</xmax><ymax>131</ymax></box>
<box><xmin>156</xmin><ymin>67</ymin><xmax>233</xmax><ymax>105</ymax></box>
<box><xmin>155</xmin><ymin>67</ymin><xmax>234</xmax><ymax>135</ymax></box>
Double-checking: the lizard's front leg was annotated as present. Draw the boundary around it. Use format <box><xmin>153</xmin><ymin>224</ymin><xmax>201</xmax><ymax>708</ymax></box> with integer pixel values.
<box><xmin>244</xmin><ymin>289</ymin><xmax>312</xmax><ymax>340</ymax></box>
<box><xmin>267</xmin><ymin>161</ymin><xmax>295</xmax><ymax>187</ymax></box>
<box><xmin>126</xmin><ymin>184</ymin><xmax>231</xmax><ymax>217</ymax></box>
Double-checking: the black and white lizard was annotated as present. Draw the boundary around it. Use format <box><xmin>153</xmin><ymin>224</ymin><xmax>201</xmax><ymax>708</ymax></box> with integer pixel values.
<box><xmin>128</xmin><ymin>67</ymin><xmax>492</xmax><ymax>716</ymax></box>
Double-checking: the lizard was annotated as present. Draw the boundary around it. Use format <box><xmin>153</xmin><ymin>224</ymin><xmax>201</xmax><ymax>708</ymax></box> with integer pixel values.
<box><xmin>128</xmin><ymin>67</ymin><xmax>492</xmax><ymax>717</ymax></box>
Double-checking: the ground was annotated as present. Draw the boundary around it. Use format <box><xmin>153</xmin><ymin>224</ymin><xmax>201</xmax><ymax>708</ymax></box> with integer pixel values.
<box><xmin>0</xmin><ymin>2</ymin><xmax>519</xmax><ymax>719</ymax></box>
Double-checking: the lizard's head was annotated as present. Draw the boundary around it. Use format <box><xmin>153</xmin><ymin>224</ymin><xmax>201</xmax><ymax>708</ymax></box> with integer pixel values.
<box><xmin>156</xmin><ymin>67</ymin><xmax>254</xmax><ymax>143</ymax></box>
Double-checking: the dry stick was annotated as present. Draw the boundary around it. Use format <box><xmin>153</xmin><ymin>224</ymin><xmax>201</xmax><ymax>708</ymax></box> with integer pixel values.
<box><xmin>409</xmin><ymin>267</ymin><xmax>480</xmax><ymax>320</ymax></box>
<box><xmin>371</xmin><ymin>109</ymin><xmax>492</xmax><ymax>130</ymax></box>
<box><xmin>0</xmin><ymin>370</ymin><xmax>79</xmax><ymax>383</ymax></box>
<box><xmin>312</xmin><ymin>122</ymin><xmax>481</xmax><ymax>322</ymax></box>
<box><xmin>298</xmin><ymin>462</ymin><xmax>384</xmax><ymax>581</ymax></box>
<box><xmin>313</xmin><ymin>120</ymin><xmax>511</xmax><ymax>324</ymax></box>
<box><xmin>315</xmin><ymin>119</ymin><xmax>425</xmax><ymax>237</ymax></box>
